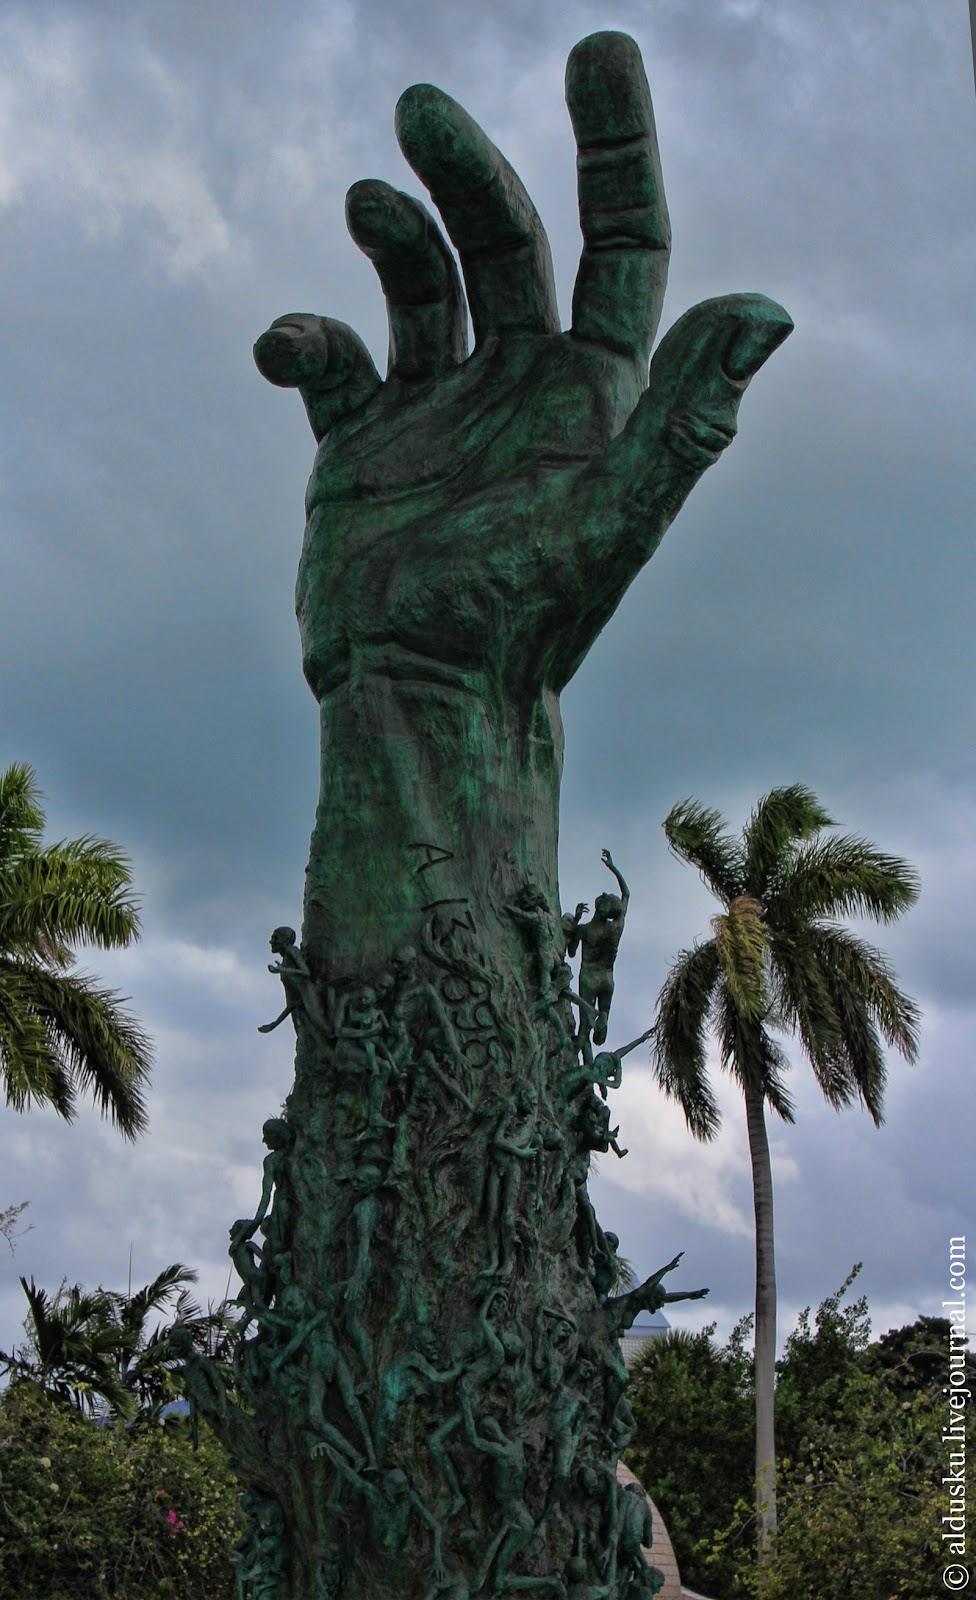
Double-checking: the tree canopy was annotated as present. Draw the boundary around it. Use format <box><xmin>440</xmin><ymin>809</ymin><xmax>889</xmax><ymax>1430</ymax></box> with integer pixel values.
<box><xmin>0</xmin><ymin>762</ymin><xmax>152</xmax><ymax>1136</ymax></box>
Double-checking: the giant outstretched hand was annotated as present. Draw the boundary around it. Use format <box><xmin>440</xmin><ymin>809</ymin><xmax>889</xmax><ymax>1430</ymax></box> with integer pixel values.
<box><xmin>254</xmin><ymin>32</ymin><xmax>792</xmax><ymax>971</ymax></box>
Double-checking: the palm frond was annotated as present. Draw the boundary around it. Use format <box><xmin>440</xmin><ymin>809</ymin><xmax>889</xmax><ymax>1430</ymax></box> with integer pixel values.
<box><xmin>0</xmin><ymin>836</ymin><xmax>141</xmax><ymax>957</ymax></box>
<box><xmin>805</xmin><ymin>924</ymin><xmax>919</xmax><ymax>1122</ymax></box>
<box><xmin>766</xmin><ymin>930</ymin><xmax>859</xmax><ymax>1110</ymax></box>
<box><xmin>0</xmin><ymin>764</ymin><xmax>45</xmax><ymax>867</ymax></box>
<box><xmin>717</xmin><ymin>995</ymin><xmax>795</xmax><ymax>1122</ymax></box>
<box><xmin>711</xmin><ymin>895</ymin><xmax>768</xmax><ymax>1020</ymax></box>
<box><xmin>0</xmin><ymin>962</ymin><xmax>77</xmax><ymax>1119</ymax></box>
<box><xmin>651</xmin><ymin>939</ymin><xmax>723</xmax><ymax>1140</ymax></box>
<box><xmin>768</xmin><ymin>833</ymin><xmax>920</xmax><ymax>928</ymax></box>
<box><xmin>3</xmin><ymin>962</ymin><xmax>151</xmax><ymax>1138</ymax></box>
<box><xmin>663</xmin><ymin>798</ymin><xmax>744</xmax><ymax>903</ymax></box>
<box><xmin>743</xmin><ymin>784</ymin><xmax>835</xmax><ymax>896</ymax></box>
<box><xmin>120</xmin><ymin>1264</ymin><xmax>199</xmax><ymax>1337</ymax></box>
<box><xmin>816</xmin><ymin>927</ymin><xmax>920</xmax><ymax>1060</ymax></box>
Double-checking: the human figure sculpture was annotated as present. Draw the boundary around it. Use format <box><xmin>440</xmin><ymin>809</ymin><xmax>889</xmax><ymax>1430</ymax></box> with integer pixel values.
<box><xmin>564</xmin><ymin>853</ymin><xmax>630</xmax><ymax>1046</ymax></box>
<box><xmin>236</xmin><ymin>25</ymin><xmax>788</xmax><ymax>1597</ymax></box>
<box><xmin>429</xmin><ymin>1288</ymin><xmax>522</xmax><ymax>1515</ymax></box>
<box><xmin>235</xmin><ymin>1491</ymin><xmax>287</xmax><ymax>1600</ymax></box>
<box><xmin>564</xmin><ymin>1553</ymin><xmax>613</xmax><ymax>1600</ymax></box>
<box><xmin>603</xmin><ymin>1252</ymin><xmax>709</xmax><ymax>1340</ymax></box>
<box><xmin>250</xmin><ymin>1118</ymin><xmax>293</xmax><ymax>1230</ymax></box>
<box><xmin>314</xmin><ymin>1451</ymin><xmax>444</xmax><ymax>1570</ymax></box>
<box><xmin>461</xmin><ymin>1411</ymin><xmax>553</xmax><ymax>1595</ymax></box>
<box><xmin>482</xmin><ymin>1092</ymin><xmax>543</xmax><ymax>1277</ymax></box>
<box><xmin>576</xmin><ymin>1092</ymin><xmax>628</xmax><ymax>1162</ymax></box>
<box><xmin>334</xmin><ymin>986</ymin><xmax>399</xmax><ymax>1135</ymax></box>
<box><xmin>615</xmin><ymin>1484</ymin><xmax>662</xmax><ymax>1599</ymax></box>
<box><xmin>542</xmin><ymin>1359</ymin><xmax>596</xmax><ymax>1519</ymax></box>
<box><xmin>343</xmin><ymin>1163</ymin><xmax>384</xmax><ymax>1378</ymax></box>
<box><xmin>229</xmin><ymin>1218</ymin><xmax>269</xmax><ymax>1327</ymax></box>
<box><xmin>259</xmin><ymin>927</ymin><xmax>331</xmax><ymax>1039</ymax></box>
<box><xmin>388</xmin><ymin>944</ymin><xmax>460</xmax><ymax>1061</ymax></box>
<box><xmin>263</xmin><ymin>1283</ymin><xmax>376</xmax><ymax>1472</ymax></box>
<box><xmin>374</xmin><ymin>1328</ymin><xmax>467</xmax><ymax>1465</ymax></box>
<box><xmin>506</xmin><ymin>884</ymin><xmax>563</xmax><ymax>999</ymax></box>
<box><xmin>589</xmin><ymin>1030</ymin><xmax>652</xmax><ymax>1100</ymax></box>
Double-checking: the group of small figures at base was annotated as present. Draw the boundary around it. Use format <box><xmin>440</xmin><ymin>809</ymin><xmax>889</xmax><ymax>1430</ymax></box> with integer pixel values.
<box><xmin>218</xmin><ymin>853</ymin><xmax>700</xmax><ymax>1600</ymax></box>
<box><xmin>231</xmin><ymin>1476</ymin><xmax>664</xmax><ymax>1600</ymax></box>
<box><xmin>260</xmin><ymin>930</ymin><xmax>469</xmax><ymax>1144</ymax></box>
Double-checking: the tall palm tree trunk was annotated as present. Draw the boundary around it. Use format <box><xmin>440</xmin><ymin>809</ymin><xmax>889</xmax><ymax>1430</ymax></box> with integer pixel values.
<box><xmin>744</xmin><ymin>1077</ymin><xmax>777</xmax><ymax>1554</ymax></box>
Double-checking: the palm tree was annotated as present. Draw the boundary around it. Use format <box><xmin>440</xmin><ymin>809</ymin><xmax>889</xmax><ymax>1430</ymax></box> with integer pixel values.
<box><xmin>0</xmin><ymin>1263</ymin><xmax>239</xmax><ymax>1421</ymax></box>
<box><xmin>0</xmin><ymin>1276</ymin><xmax>130</xmax><ymax>1415</ymax></box>
<box><xmin>651</xmin><ymin>783</ymin><xmax>919</xmax><ymax>1553</ymax></box>
<box><xmin>0</xmin><ymin>762</ymin><xmax>151</xmax><ymax>1136</ymax></box>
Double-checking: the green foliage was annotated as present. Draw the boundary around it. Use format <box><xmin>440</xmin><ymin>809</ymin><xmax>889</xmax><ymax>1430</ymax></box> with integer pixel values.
<box><xmin>636</xmin><ymin>1276</ymin><xmax>952</xmax><ymax>1600</ymax></box>
<box><xmin>0</xmin><ymin>1267</ymin><xmax>237</xmax><ymax>1422</ymax></box>
<box><xmin>0</xmin><ymin>763</ymin><xmax>152</xmax><ymax>1137</ymax></box>
<box><xmin>723</xmin><ymin>1313</ymin><xmax>946</xmax><ymax>1600</ymax></box>
<box><xmin>0</xmin><ymin>1381</ymin><xmax>244</xmax><ymax>1599</ymax></box>
<box><xmin>773</xmin><ymin>1263</ymin><xmax>870</xmax><ymax>1464</ymax></box>
<box><xmin>624</xmin><ymin>1321</ymin><xmax>754</xmax><ymax>1595</ymax></box>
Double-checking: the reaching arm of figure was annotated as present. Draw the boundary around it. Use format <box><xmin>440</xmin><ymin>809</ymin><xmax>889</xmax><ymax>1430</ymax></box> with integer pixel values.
<box><xmin>604</xmin><ymin>1253</ymin><xmax>708</xmax><ymax>1335</ymax></box>
<box><xmin>270</xmin><ymin>1310</ymin><xmax>327</xmax><ymax>1373</ymax></box>
<box><xmin>282</xmin><ymin>944</ymin><xmax>312</xmax><ymax>980</ymax></box>
<box><xmin>478</xmin><ymin>1297</ymin><xmax>506</xmax><ymax>1364</ymax></box>
<box><xmin>251</xmin><ymin>1158</ymin><xmax>279</xmax><ymax>1227</ymax></box>
<box><xmin>258</xmin><ymin>1006</ymin><xmax>292</xmax><ymax>1034</ymax></box>
<box><xmin>565</xmin><ymin>905</ymin><xmax>587</xmax><ymax>958</ymax></box>
<box><xmin>409</xmin><ymin>1488</ymin><xmax>442</xmax><ymax>1541</ymax></box>
<box><xmin>616</xmin><ymin>1028</ymin><xmax>652</xmax><ymax>1062</ymax></box>
<box><xmin>314</xmin><ymin>1436</ymin><xmax>372</xmax><ymax>1498</ymax></box>
<box><xmin>426</xmin><ymin>1057</ymin><xmax>472</xmax><ymax>1109</ymax></box>
<box><xmin>601</xmin><ymin>849</ymin><xmax>630</xmax><ymax>910</ymax></box>
<box><xmin>494</xmin><ymin>1133</ymin><xmax>541</xmax><ymax>1160</ymax></box>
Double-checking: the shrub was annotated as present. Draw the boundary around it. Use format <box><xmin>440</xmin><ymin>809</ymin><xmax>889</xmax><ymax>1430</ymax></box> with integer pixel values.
<box><xmin>0</xmin><ymin>1381</ymin><xmax>244</xmax><ymax>1599</ymax></box>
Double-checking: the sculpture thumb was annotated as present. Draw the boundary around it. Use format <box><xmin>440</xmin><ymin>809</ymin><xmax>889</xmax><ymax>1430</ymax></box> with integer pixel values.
<box><xmin>608</xmin><ymin>292</ymin><xmax>793</xmax><ymax>505</ymax></box>
<box><xmin>254</xmin><ymin>314</ymin><xmax>381</xmax><ymax>440</ymax></box>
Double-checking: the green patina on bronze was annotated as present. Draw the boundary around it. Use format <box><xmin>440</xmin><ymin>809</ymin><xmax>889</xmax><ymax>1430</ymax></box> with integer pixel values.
<box><xmin>183</xmin><ymin>30</ymin><xmax>790</xmax><ymax>1600</ymax></box>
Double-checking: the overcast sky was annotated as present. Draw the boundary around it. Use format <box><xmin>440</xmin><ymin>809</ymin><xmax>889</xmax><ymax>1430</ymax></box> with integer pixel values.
<box><xmin>1</xmin><ymin>0</ymin><xmax>973</xmax><ymax>1359</ymax></box>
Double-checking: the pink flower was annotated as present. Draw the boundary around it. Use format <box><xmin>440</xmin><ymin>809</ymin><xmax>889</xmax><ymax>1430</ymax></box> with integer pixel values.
<box><xmin>168</xmin><ymin>1509</ymin><xmax>178</xmax><ymax>1525</ymax></box>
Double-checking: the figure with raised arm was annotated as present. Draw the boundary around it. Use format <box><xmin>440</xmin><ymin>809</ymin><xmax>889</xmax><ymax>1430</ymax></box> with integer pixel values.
<box><xmin>603</xmin><ymin>1252</ymin><xmax>709</xmax><ymax>1340</ymax></box>
<box><xmin>565</xmin><ymin>853</ymin><xmax>630</xmax><ymax>1046</ymax></box>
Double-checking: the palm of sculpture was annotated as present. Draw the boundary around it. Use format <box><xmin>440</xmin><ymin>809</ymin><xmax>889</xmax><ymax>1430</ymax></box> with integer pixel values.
<box><xmin>255</xmin><ymin>32</ymin><xmax>791</xmax><ymax>974</ymax></box>
<box><xmin>197</xmin><ymin>32</ymin><xmax>792</xmax><ymax>1600</ymax></box>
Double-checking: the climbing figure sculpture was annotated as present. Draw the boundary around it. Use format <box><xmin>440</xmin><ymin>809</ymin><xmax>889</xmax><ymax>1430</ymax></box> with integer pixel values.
<box><xmin>565</xmin><ymin>853</ymin><xmax>630</xmax><ymax>1046</ymax></box>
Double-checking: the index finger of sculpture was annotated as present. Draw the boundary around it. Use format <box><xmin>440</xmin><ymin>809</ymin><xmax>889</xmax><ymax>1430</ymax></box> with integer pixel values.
<box><xmin>395</xmin><ymin>83</ymin><xmax>559</xmax><ymax>343</ymax></box>
<box><xmin>566</xmin><ymin>32</ymin><xmax>670</xmax><ymax>368</ymax></box>
<box><xmin>345</xmin><ymin>180</ymin><xmax>468</xmax><ymax>381</ymax></box>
